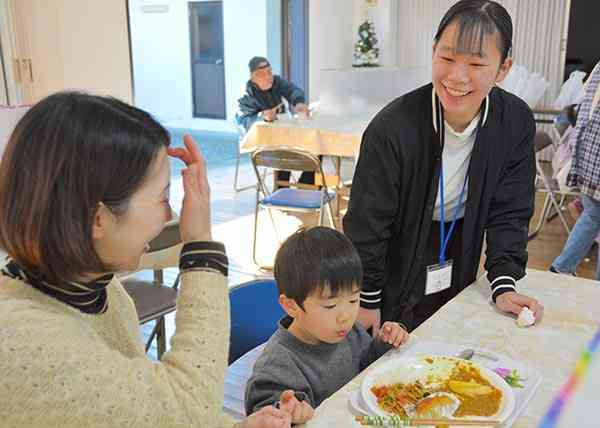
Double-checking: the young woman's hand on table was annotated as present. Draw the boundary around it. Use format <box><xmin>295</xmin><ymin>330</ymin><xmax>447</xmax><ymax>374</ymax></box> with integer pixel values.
<box><xmin>495</xmin><ymin>291</ymin><xmax>544</xmax><ymax>324</ymax></box>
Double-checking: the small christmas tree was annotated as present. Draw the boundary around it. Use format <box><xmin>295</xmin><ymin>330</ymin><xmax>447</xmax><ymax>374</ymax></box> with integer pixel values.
<box><xmin>353</xmin><ymin>19</ymin><xmax>380</xmax><ymax>67</ymax></box>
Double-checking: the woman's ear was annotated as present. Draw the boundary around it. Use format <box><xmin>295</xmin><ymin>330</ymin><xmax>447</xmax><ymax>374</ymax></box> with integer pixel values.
<box><xmin>92</xmin><ymin>202</ymin><xmax>113</xmax><ymax>240</ymax></box>
<box><xmin>495</xmin><ymin>57</ymin><xmax>513</xmax><ymax>84</ymax></box>
<box><xmin>279</xmin><ymin>294</ymin><xmax>302</xmax><ymax>318</ymax></box>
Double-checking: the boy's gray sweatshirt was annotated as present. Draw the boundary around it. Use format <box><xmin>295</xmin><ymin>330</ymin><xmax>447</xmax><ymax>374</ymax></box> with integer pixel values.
<box><xmin>244</xmin><ymin>315</ymin><xmax>392</xmax><ymax>415</ymax></box>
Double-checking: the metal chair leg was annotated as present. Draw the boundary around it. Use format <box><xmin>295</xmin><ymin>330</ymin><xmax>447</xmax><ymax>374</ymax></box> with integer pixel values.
<box><xmin>548</xmin><ymin>192</ymin><xmax>571</xmax><ymax>235</ymax></box>
<box><xmin>156</xmin><ymin>317</ymin><xmax>167</xmax><ymax>359</ymax></box>
<box><xmin>540</xmin><ymin>191</ymin><xmax>571</xmax><ymax>236</ymax></box>
<box><xmin>145</xmin><ymin>322</ymin><xmax>156</xmax><ymax>353</ymax></box>
<box><xmin>266</xmin><ymin>207</ymin><xmax>282</xmax><ymax>245</ymax></box>
<box><xmin>252</xmin><ymin>193</ymin><xmax>261</xmax><ymax>266</ymax></box>
<box><xmin>143</xmin><ymin>268</ymin><xmax>169</xmax><ymax>359</ymax></box>
<box><xmin>233</xmin><ymin>145</ymin><xmax>255</xmax><ymax>193</ymax></box>
<box><xmin>318</xmin><ymin>203</ymin><xmax>325</xmax><ymax>226</ymax></box>
<box><xmin>252</xmin><ymin>206</ymin><xmax>277</xmax><ymax>270</ymax></box>
<box><xmin>144</xmin><ymin>316</ymin><xmax>166</xmax><ymax>359</ymax></box>
<box><xmin>325</xmin><ymin>201</ymin><xmax>335</xmax><ymax>228</ymax></box>
<box><xmin>529</xmin><ymin>194</ymin><xmax>551</xmax><ymax>240</ymax></box>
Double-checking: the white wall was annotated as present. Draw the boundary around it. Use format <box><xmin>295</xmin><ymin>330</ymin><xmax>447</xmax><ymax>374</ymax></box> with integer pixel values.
<box><xmin>129</xmin><ymin>0</ymin><xmax>268</xmax><ymax>130</ymax></box>
<box><xmin>394</xmin><ymin>0</ymin><xmax>567</xmax><ymax>109</ymax></box>
<box><xmin>60</xmin><ymin>0</ymin><xmax>132</xmax><ymax>103</ymax></box>
<box><xmin>129</xmin><ymin>0</ymin><xmax>192</xmax><ymax>121</ymax></box>
<box><xmin>308</xmin><ymin>0</ymin><xmax>397</xmax><ymax>103</ymax></box>
<box><xmin>308</xmin><ymin>0</ymin><xmax>354</xmax><ymax>103</ymax></box>
<box><xmin>223</xmin><ymin>0</ymin><xmax>268</xmax><ymax>123</ymax></box>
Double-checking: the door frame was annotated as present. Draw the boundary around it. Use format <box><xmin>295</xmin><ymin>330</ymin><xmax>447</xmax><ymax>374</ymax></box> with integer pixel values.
<box><xmin>281</xmin><ymin>0</ymin><xmax>309</xmax><ymax>99</ymax></box>
<box><xmin>0</xmin><ymin>29</ymin><xmax>8</xmax><ymax>105</ymax></box>
<box><xmin>559</xmin><ymin>0</ymin><xmax>572</xmax><ymax>81</ymax></box>
<box><xmin>0</xmin><ymin>0</ymin><xmax>21</xmax><ymax>105</ymax></box>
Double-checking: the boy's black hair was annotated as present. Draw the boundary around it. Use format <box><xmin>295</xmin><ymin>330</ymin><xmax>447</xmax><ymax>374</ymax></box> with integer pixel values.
<box><xmin>434</xmin><ymin>0</ymin><xmax>513</xmax><ymax>63</ymax></box>
<box><xmin>274</xmin><ymin>226</ymin><xmax>363</xmax><ymax>308</ymax></box>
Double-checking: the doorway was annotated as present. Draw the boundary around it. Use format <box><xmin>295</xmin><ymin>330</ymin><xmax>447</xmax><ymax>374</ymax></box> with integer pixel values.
<box><xmin>189</xmin><ymin>1</ymin><xmax>226</xmax><ymax>119</ymax></box>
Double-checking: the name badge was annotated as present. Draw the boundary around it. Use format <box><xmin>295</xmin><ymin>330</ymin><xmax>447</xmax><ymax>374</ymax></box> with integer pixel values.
<box><xmin>425</xmin><ymin>260</ymin><xmax>453</xmax><ymax>295</ymax></box>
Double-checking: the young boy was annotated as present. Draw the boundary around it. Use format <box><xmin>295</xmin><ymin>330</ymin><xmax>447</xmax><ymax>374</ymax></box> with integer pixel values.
<box><xmin>245</xmin><ymin>227</ymin><xmax>409</xmax><ymax>424</ymax></box>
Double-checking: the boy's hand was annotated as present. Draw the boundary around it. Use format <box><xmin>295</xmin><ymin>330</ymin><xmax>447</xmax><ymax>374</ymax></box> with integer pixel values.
<box><xmin>377</xmin><ymin>322</ymin><xmax>409</xmax><ymax>348</ymax></box>
<box><xmin>279</xmin><ymin>390</ymin><xmax>314</xmax><ymax>425</ymax></box>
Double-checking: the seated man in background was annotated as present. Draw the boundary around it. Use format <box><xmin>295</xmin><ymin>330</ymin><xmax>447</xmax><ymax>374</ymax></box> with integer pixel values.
<box><xmin>236</xmin><ymin>56</ymin><xmax>313</xmax><ymax>186</ymax></box>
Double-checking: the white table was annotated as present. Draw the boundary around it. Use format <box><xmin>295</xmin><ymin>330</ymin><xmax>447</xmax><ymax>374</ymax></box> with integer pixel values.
<box><xmin>303</xmin><ymin>269</ymin><xmax>600</xmax><ymax>427</ymax></box>
<box><xmin>240</xmin><ymin>109</ymin><xmax>378</xmax><ymax>158</ymax></box>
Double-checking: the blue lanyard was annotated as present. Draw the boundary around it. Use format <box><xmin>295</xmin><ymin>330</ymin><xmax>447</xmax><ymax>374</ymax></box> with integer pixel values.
<box><xmin>435</xmin><ymin>94</ymin><xmax>470</xmax><ymax>265</ymax></box>
<box><xmin>438</xmin><ymin>165</ymin><xmax>468</xmax><ymax>264</ymax></box>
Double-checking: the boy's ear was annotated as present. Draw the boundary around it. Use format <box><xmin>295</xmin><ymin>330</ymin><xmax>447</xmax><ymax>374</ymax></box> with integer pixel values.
<box><xmin>279</xmin><ymin>294</ymin><xmax>302</xmax><ymax>318</ymax></box>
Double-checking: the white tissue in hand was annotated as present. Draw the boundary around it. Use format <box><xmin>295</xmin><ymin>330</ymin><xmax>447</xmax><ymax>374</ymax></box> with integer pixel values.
<box><xmin>517</xmin><ymin>307</ymin><xmax>535</xmax><ymax>327</ymax></box>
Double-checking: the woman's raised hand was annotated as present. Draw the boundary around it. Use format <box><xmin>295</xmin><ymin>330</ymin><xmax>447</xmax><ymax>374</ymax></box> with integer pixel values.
<box><xmin>167</xmin><ymin>135</ymin><xmax>212</xmax><ymax>242</ymax></box>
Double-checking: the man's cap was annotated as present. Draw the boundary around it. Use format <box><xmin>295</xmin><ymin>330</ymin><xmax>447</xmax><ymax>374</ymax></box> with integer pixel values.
<box><xmin>249</xmin><ymin>56</ymin><xmax>270</xmax><ymax>73</ymax></box>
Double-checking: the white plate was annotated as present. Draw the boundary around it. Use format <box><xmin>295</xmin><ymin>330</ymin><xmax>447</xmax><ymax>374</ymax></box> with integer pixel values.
<box><xmin>349</xmin><ymin>390</ymin><xmax>370</xmax><ymax>416</ymax></box>
<box><xmin>361</xmin><ymin>355</ymin><xmax>515</xmax><ymax>424</ymax></box>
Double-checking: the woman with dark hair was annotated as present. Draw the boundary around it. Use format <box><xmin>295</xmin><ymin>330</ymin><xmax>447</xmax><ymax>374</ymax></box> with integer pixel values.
<box><xmin>0</xmin><ymin>92</ymin><xmax>290</xmax><ymax>428</ymax></box>
<box><xmin>344</xmin><ymin>0</ymin><xmax>544</xmax><ymax>333</ymax></box>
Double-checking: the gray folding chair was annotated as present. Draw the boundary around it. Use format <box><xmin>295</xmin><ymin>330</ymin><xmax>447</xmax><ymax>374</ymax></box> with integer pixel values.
<box><xmin>251</xmin><ymin>147</ymin><xmax>336</xmax><ymax>268</ymax></box>
<box><xmin>122</xmin><ymin>220</ymin><xmax>181</xmax><ymax>359</ymax></box>
<box><xmin>529</xmin><ymin>131</ymin><xmax>579</xmax><ymax>240</ymax></box>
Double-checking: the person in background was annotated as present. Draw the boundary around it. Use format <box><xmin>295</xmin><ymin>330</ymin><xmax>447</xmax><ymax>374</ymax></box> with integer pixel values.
<box><xmin>344</xmin><ymin>0</ymin><xmax>543</xmax><ymax>334</ymax></box>
<box><xmin>0</xmin><ymin>92</ymin><xmax>290</xmax><ymax>428</ymax></box>
<box><xmin>551</xmin><ymin>61</ymin><xmax>600</xmax><ymax>279</ymax></box>
<box><xmin>236</xmin><ymin>56</ymin><xmax>313</xmax><ymax>186</ymax></box>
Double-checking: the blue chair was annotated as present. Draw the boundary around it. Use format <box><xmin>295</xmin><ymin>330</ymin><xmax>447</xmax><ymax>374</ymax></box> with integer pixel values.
<box><xmin>223</xmin><ymin>279</ymin><xmax>284</xmax><ymax>417</ymax></box>
<box><xmin>228</xmin><ymin>279</ymin><xmax>285</xmax><ymax>365</ymax></box>
<box><xmin>251</xmin><ymin>147</ymin><xmax>336</xmax><ymax>268</ymax></box>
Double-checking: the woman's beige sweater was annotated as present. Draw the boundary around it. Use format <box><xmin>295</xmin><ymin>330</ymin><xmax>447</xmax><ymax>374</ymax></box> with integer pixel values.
<box><xmin>0</xmin><ymin>244</ymin><xmax>237</xmax><ymax>428</ymax></box>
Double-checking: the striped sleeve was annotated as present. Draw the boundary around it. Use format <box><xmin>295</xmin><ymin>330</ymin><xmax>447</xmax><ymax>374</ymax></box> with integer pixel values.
<box><xmin>489</xmin><ymin>275</ymin><xmax>517</xmax><ymax>303</ymax></box>
<box><xmin>360</xmin><ymin>289</ymin><xmax>382</xmax><ymax>310</ymax></box>
<box><xmin>179</xmin><ymin>241</ymin><xmax>228</xmax><ymax>277</ymax></box>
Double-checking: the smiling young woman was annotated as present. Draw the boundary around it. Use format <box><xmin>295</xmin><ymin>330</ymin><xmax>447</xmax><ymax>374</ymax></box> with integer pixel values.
<box><xmin>344</xmin><ymin>0</ymin><xmax>544</xmax><ymax>333</ymax></box>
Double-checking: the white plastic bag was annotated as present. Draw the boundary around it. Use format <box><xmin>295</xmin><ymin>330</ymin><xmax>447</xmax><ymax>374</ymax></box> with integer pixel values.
<box><xmin>499</xmin><ymin>65</ymin><xmax>549</xmax><ymax>107</ymax></box>
<box><xmin>553</xmin><ymin>71</ymin><xmax>586</xmax><ymax>110</ymax></box>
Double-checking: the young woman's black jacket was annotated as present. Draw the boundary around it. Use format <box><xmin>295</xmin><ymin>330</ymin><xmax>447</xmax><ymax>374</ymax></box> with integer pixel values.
<box><xmin>344</xmin><ymin>83</ymin><xmax>536</xmax><ymax>325</ymax></box>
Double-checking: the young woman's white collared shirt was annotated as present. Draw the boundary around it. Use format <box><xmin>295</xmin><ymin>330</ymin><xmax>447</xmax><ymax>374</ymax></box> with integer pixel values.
<box><xmin>432</xmin><ymin>114</ymin><xmax>480</xmax><ymax>221</ymax></box>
